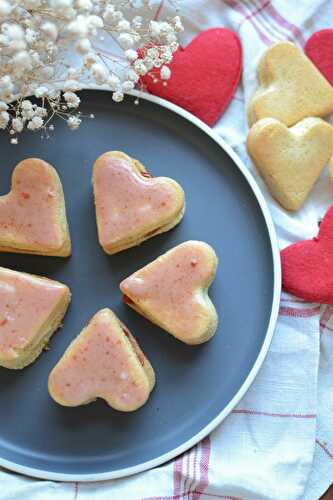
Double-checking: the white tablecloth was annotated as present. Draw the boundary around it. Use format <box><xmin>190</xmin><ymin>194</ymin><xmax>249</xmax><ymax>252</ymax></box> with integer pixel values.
<box><xmin>2</xmin><ymin>1</ymin><xmax>333</xmax><ymax>498</ymax></box>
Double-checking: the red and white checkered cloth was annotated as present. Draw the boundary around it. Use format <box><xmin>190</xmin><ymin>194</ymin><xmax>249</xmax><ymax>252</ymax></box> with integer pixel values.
<box><xmin>2</xmin><ymin>1</ymin><xmax>333</xmax><ymax>499</ymax></box>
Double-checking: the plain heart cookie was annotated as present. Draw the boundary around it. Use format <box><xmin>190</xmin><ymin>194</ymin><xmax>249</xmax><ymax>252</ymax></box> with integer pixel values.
<box><xmin>48</xmin><ymin>308</ymin><xmax>155</xmax><ymax>411</ymax></box>
<box><xmin>0</xmin><ymin>158</ymin><xmax>71</xmax><ymax>257</ymax></box>
<box><xmin>93</xmin><ymin>151</ymin><xmax>185</xmax><ymax>255</ymax></box>
<box><xmin>120</xmin><ymin>241</ymin><xmax>218</xmax><ymax>345</ymax></box>
<box><xmin>281</xmin><ymin>205</ymin><xmax>333</xmax><ymax>304</ymax></box>
<box><xmin>247</xmin><ymin>117</ymin><xmax>333</xmax><ymax>211</ymax></box>
<box><xmin>305</xmin><ymin>30</ymin><xmax>333</xmax><ymax>86</ymax></box>
<box><xmin>248</xmin><ymin>41</ymin><xmax>333</xmax><ymax>126</ymax></box>
<box><xmin>140</xmin><ymin>28</ymin><xmax>242</xmax><ymax>126</ymax></box>
<box><xmin>329</xmin><ymin>155</ymin><xmax>333</xmax><ymax>183</ymax></box>
<box><xmin>0</xmin><ymin>267</ymin><xmax>70</xmax><ymax>369</ymax></box>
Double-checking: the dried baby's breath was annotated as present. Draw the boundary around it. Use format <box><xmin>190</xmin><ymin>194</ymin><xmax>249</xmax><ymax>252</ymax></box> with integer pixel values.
<box><xmin>0</xmin><ymin>0</ymin><xmax>183</xmax><ymax>142</ymax></box>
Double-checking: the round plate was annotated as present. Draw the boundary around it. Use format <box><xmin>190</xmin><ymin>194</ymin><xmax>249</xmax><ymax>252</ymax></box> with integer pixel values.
<box><xmin>0</xmin><ymin>90</ymin><xmax>280</xmax><ymax>481</ymax></box>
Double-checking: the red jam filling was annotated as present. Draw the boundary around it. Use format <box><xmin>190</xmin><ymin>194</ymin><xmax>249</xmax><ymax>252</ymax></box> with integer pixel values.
<box><xmin>140</xmin><ymin>170</ymin><xmax>152</xmax><ymax>178</ymax></box>
<box><xmin>123</xmin><ymin>294</ymin><xmax>135</xmax><ymax>305</ymax></box>
<box><xmin>121</xmin><ymin>323</ymin><xmax>145</xmax><ymax>366</ymax></box>
<box><xmin>144</xmin><ymin>227</ymin><xmax>161</xmax><ymax>238</ymax></box>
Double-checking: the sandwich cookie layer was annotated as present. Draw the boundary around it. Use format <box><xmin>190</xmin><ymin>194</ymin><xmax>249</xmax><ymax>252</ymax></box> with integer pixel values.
<box><xmin>48</xmin><ymin>308</ymin><xmax>155</xmax><ymax>411</ymax></box>
<box><xmin>0</xmin><ymin>158</ymin><xmax>71</xmax><ymax>257</ymax></box>
<box><xmin>0</xmin><ymin>267</ymin><xmax>70</xmax><ymax>369</ymax></box>
<box><xmin>93</xmin><ymin>151</ymin><xmax>185</xmax><ymax>255</ymax></box>
<box><xmin>120</xmin><ymin>241</ymin><xmax>218</xmax><ymax>345</ymax></box>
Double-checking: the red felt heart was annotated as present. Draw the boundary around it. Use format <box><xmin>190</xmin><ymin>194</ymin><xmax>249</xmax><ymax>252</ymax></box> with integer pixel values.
<box><xmin>140</xmin><ymin>28</ymin><xmax>242</xmax><ymax>126</ymax></box>
<box><xmin>281</xmin><ymin>205</ymin><xmax>333</xmax><ymax>304</ymax></box>
<box><xmin>305</xmin><ymin>29</ymin><xmax>333</xmax><ymax>86</ymax></box>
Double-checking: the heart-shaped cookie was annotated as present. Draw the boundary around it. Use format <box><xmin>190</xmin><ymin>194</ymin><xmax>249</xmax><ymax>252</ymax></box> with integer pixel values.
<box><xmin>0</xmin><ymin>158</ymin><xmax>71</xmax><ymax>257</ymax></box>
<box><xmin>281</xmin><ymin>205</ymin><xmax>333</xmax><ymax>304</ymax></box>
<box><xmin>305</xmin><ymin>30</ymin><xmax>333</xmax><ymax>86</ymax></box>
<box><xmin>329</xmin><ymin>155</ymin><xmax>333</xmax><ymax>183</ymax></box>
<box><xmin>0</xmin><ymin>266</ymin><xmax>70</xmax><ymax>369</ymax></box>
<box><xmin>48</xmin><ymin>308</ymin><xmax>155</xmax><ymax>411</ymax></box>
<box><xmin>120</xmin><ymin>241</ymin><xmax>218</xmax><ymax>345</ymax></box>
<box><xmin>247</xmin><ymin>117</ymin><xmax>333</xmax><ymax>211</ymax></box>
<box><xmin>93</xmin><ymin>151</ymin><xmax>185</xmax><ymax>255</ymax></box>
<box><xmin>248</xmin><ymin>41</ymin><xmax>333</xmax><ymax>126</ymax></box>
<box><xmin>140</xmin><ymin>28</ymin><xmax>242</xmax><ymax>126</ymax></box>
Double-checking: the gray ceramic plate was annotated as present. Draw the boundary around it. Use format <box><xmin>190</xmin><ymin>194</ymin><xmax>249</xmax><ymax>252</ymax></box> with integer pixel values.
<box><xmin>0</xmin><ymin>90</ymin><xmax>280</xmax><ymax>481</ymax></box>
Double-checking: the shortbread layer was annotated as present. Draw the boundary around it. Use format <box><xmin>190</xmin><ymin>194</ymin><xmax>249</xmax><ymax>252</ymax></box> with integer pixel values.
<box><xmin>121</xmin><ymin>241</ymin><xmax>218</xmax><ymax>344</ymax></box>
<box><xmin>0</xmin><ymin>267</ymin><xmax>70</xmax><ymax>369</ymax></box>
<box><xmin>93</xmin><ymin>151</ymin><xmax>185</xmax><ymax>255</ymax></box>
<box><xmin>48</xmin><ymin>308</ymin><xmax>155</xmax><ymax>411</ymax></box>
<box><xmin>0</xmin><ymin>158</ymin><xmax>71</xmax><ymax>257</ymax></box>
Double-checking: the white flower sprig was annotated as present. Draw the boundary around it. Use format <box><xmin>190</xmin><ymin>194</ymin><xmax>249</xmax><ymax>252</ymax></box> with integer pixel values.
<box><xmin>0</xmin><ymin>0</ymin><xmax>183</xmax><ymax>142</ymax></box>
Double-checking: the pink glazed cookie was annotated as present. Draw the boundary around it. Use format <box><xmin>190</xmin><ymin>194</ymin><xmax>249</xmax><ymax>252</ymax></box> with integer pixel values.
<box><xmin>93</xmin><ymin>151</ymin><xmax>185</xmax><ymax>255</ymax></box>
<box><xmin>120</xmin><ymin>241</ymin><xmax>218</xmax><ymax>345</ymax></box>
<box><xmin>48</xmin><ymin>308</ymin><xmax>155</xmax><ymax>411</ymax></box>
<box><xmin>0</xmin><ymin>267</ymin><xmax>71</xmax><ymax>369</ymax></box>
<box><xmin>0</xmin><ymin>159</ymin><xmax>71</xmax><ymax>257</ymax></box>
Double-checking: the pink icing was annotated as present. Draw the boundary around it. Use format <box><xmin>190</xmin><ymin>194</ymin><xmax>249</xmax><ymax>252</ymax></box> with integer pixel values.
<box><xmin>93</xmin><ymin>155</ymin><xmax>182</xmax><ymax>248</ymax></box>
<box><xmin>0</xmin><ymin>159</ymin><xmax>65</xmax><ymax>249</ymax></box>
<box><xmin>0</xmin><ymin>267</ymin><xmax>68</xmax><ymax>360</ymax></box>
<box><xmin>120</xmin><ymin>241</ymin><xmax>216</xmax><ymax>339</ymax></box>
<box><xmin>48</xmin><ymin>310</ymin><xmax>150</xmax><ymax>410</ymax></box>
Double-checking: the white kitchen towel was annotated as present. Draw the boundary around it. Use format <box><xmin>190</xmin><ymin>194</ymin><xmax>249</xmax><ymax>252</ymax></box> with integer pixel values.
<box><xmin>2</xmin><ymin>1</ymin><xmax>333</xmax><ymax>499</ymax></box>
